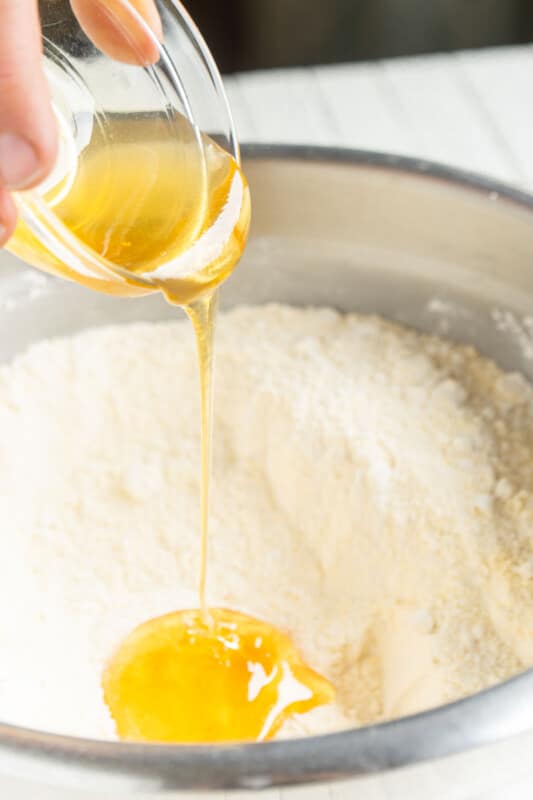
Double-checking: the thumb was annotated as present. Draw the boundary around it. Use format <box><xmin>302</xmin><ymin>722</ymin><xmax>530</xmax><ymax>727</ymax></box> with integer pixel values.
<box><xmin>0</xmin><ymin>0</ymin><xmax>58</xmax><ymax>192</ymax></box>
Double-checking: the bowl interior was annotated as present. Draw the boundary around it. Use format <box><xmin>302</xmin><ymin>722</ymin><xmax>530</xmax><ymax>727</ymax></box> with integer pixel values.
<box><xmin>1</xmin><ymin>148</ymin><xmax>533</xmax><ymax>793</ymax></box>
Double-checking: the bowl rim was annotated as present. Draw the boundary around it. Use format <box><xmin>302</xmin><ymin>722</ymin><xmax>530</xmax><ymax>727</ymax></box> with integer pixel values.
<box><xmin>1</xmin><ymin>143</ymin><xmax>533</xmax><ymax>793</ymax></box>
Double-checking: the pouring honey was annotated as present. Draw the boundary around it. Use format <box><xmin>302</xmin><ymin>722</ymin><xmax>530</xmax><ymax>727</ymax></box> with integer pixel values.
<box><xmin>8</xmin><ymin>1</ymin><xmax>334</xmax><ymax>744</ymax></box>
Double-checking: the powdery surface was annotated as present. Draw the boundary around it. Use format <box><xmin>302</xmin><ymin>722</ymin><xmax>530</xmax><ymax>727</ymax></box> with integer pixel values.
<box><xmin>0</xmin><ymin>305</ymin><xmax>532</xmax><ymax>739</ymax></box>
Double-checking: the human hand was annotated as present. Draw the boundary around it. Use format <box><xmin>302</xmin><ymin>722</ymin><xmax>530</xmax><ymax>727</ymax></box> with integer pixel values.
<box><xmin>0</xmin><ymin>0</ymin><xmax>161</xmax><ymax>244</ymax></box>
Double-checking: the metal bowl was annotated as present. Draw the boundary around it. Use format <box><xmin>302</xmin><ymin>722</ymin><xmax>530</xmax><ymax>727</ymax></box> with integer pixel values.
<box><xmin>1</xmin><ymin>146</ymin><xmax>533</xmax><ymax>800</ymax></box>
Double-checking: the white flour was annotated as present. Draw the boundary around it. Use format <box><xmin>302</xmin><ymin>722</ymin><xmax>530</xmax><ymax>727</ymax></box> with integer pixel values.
<box><xmin>0</xmin><ymin>305</ymin><xmax>532</xmax><ymax>739</ymax></box>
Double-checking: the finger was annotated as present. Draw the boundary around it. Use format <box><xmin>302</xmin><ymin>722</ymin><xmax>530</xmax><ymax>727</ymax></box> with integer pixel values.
<box><xmin>0</xmin><ymin>188</ymin><xmax>18</xmax><ymax>246</ymax></box>
<box><xmin>70</xmin><ymin>0</ymin><xmax>163</xmax><ymax>66</ymax></box>
<box><xmin>0</xmin><ymin>0</ymin><xmax>57</xmax><ymax>191</ymax></box>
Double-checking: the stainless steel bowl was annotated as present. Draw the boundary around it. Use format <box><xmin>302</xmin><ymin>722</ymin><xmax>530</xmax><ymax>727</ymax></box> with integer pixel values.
<box><xmin>2</xmin><ymin>146</ymin><xmax>533</xmax><ymax>800</ymax></box>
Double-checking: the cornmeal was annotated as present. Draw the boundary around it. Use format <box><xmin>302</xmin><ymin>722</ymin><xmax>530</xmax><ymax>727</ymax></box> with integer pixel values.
<box><xmin>0</xmin><ymin>305</ymin><xmax>531</xmax><ymax>738</ymax></box>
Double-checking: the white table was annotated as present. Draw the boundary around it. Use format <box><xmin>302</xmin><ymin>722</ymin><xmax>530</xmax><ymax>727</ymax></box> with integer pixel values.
<box><xmin>226</xmin><ymin>45</ymin><xmax>533</xmax><ymax>191</ymax></box>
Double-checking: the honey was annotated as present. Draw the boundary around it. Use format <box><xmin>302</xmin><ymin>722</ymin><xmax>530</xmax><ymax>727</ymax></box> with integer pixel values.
<box><xmin>103</xmin><ymin>609</ymin><xmax>334</xmax><ymax>743</ymax></box>
<box><xmin>9</xmin><ymin>115</ymin><xmax>334</xmax><ymax>743</ymax></box>
<box><xmin>10</xmin><ymin>115</ymin><xmax>249</xmax><ymax>305</ymax></box>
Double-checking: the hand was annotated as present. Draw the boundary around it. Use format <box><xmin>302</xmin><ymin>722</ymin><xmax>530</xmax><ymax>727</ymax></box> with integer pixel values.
<box><xmin>0</xmin><ymin>0</ymin><xmax>161</xmax><ymax>245</ymax></box>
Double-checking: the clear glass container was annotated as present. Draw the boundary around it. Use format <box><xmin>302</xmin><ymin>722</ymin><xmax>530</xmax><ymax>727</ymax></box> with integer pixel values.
<box><xmin>7</xmin><ymin>0</ymin><xmax>248</xmax><ymax>301</ymax></box>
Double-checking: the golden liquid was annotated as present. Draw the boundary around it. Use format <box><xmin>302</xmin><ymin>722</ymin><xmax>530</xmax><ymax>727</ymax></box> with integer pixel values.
<box><xmin>9</xmin><ymin>117</ymin><xmax>334</xmax><ymax>742</ymax></box>
<box><xmin>10</xmin><ymin>116</ymin><xmax>249</xmax><ymax>305</ymax></box>
<box><xmin>103</xmin><ymin>608</ymin><xmax>334</xmax><ymax>743</ymax></box>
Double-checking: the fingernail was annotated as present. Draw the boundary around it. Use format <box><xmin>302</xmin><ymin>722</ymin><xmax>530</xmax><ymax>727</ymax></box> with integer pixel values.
<box><xmin>0</xmin><ymin>133</ymin><xmax>41</xmax><ymax>190</ymax></box>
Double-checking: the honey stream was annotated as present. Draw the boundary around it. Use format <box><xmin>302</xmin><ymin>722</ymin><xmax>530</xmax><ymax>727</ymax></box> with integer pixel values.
<box><xmin>185</xmin><ymin>290</ymin><xmax>218</xmax><ymax>616</ymax></box>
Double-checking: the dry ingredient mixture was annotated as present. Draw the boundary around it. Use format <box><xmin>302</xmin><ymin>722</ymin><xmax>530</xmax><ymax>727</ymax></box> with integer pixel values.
<box><xmin>0</xmin><ymin>304</ymin><xmax>532</xmax><ymax>739</ymax></box>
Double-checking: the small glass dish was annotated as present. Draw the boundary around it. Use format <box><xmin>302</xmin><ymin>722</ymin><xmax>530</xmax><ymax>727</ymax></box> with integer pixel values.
<box><xmin>6</xmin><ymin>0</ymin><xmax>247</xmax><ymax>300</ymax></box>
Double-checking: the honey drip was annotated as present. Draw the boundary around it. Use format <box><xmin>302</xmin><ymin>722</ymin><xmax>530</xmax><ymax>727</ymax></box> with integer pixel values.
<box><xmin>9</xmin><ymin>115</ymin><xmax>335</xmax><ymax>743</ymax></box>
<box><xmin>185</xmin><ymin>291</ymin><xmax>218</xmax><ymax>616</ymax></box>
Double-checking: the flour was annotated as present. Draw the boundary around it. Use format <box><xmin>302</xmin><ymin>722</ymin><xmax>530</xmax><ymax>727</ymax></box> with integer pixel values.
<box><xmin>0</xmin><ymin>305</ymin><xmax>532</xmax><ymax>739</ymax></box>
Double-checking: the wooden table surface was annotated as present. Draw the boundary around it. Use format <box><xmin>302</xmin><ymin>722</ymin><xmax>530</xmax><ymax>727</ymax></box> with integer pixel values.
<box><xmin>226</xmin><ymin>45</ymin><xmax>533</xmax><ymax>191</ymax></box>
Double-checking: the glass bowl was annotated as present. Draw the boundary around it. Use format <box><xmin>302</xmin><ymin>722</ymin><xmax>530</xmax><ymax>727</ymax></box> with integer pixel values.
<box><xmin>6</xmin><ymin>0</ymin><xmax>243</xmax><ymax>299</ymax></box>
